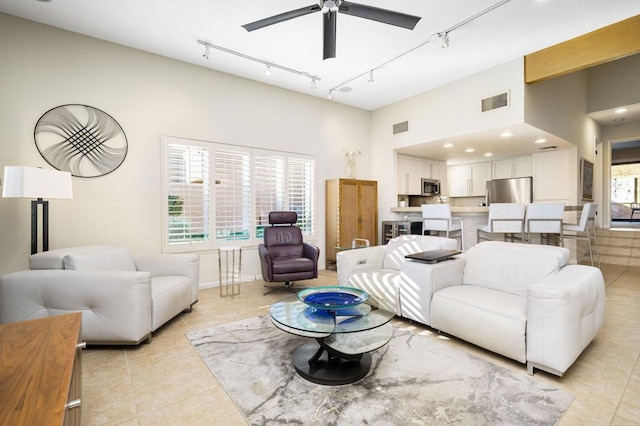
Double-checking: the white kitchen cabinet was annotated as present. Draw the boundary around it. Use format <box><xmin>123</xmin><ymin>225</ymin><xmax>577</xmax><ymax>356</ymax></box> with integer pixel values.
<box><xmin>448</xmin><ymin>162</ymin><xmax>491</xmax><ymax>197</ymax></box>
<box><xmin>397</xmin><ymin>155</ymin><xmax>440</xmax><ymax>195</ymax></box>
<box><xmin>432</xmin><ymin>162</ymin><xmax>448</xmax><ymax>195</ymax></box>
<box><xmin>492</xmin><ymin>156</ymin><xmax>532</xmax><ymax>179</ymax></box>
<box><xmin>448</xmin><ymin>164</ymin><xmax>470</xmax><ymax>197</ymax></box>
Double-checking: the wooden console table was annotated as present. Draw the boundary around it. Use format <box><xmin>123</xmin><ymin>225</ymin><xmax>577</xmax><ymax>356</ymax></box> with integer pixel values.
<box><xmin>0</xmin><ymin>313</ymin><xmax>83</xmax><ymax>425</ymax></box>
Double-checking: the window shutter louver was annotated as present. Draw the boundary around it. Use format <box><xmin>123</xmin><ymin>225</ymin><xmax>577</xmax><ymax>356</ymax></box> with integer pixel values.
<box><xmin>254</xmin><ymin>153</ymin><xmax>285</xmax><ymax>238</ymax></box>
<box><xmin>288</xmin><ymin>157</ymin><xmax>315</xmax><ymax>236</ymax></box>
<box><xmin>214</xmin><ymin>149</ymin><xmax>251</xmax><ymax>242</ymax></box>
<box><xmin>165</xmin><ymin>143</ymin><xmax>211</xmax><ymax>247</ymax></box>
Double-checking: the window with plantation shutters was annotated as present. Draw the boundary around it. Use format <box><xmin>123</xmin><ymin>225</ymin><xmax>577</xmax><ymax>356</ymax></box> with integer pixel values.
<box><xmin>161</xmin><ymin>135</ymin><xmax>316</xmax><ymax>253</ymax></box>
<box><xmin>163</xmin><ymin>140</ymin><xmax>212</xmax><ymax>251</ymax></box>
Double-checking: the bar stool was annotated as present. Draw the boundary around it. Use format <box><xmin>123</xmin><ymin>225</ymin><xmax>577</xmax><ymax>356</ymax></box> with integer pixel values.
<box><xmin>421</xmin><ymin>204</ymin><xmax>464</xmax><ymax>250</ymax></box>
<box><xmin>477</xmin><ymin>203</ymin><xmax>525</xmax><ymax>243</ymax></box>
<box><xmin>562</xmin><ymin>203</ymin><xmax>600</xmax><ymax>268</ymax></box>
<box><xmin>524</xmin><ymin>203</ymin><xmax>565</xmax><ymax>246</ymax></box>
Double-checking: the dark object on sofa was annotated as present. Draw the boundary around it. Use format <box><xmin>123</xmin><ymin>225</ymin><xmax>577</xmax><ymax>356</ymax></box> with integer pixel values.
<box><xmin>259</xmin><ymin>211</ymin><xmax>319</xmax><ymax>294</ymax></box>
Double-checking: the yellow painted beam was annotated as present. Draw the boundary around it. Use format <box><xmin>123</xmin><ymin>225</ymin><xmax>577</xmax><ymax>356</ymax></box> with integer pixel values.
<box><xmin>525</xmin><ymin>14</ymin><xmax>640</xmax><ymax>84</ymax></box>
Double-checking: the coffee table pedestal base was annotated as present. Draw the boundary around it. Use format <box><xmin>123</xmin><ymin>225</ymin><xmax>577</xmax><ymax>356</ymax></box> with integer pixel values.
<box><xmin>292</xmin><ymin>341</ymin><xmax>371</xmax><ymax>385</ymax></box>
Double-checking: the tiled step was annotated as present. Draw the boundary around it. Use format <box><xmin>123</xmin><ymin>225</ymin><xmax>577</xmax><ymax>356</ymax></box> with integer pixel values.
<box><xmin>594</xmin><ymin>228</ymin><xmax>640</xmax><ymax>267</ymax></box>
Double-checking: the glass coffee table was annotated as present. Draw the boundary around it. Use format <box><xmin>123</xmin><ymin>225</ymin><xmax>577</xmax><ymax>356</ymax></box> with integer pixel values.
<box><xmin>270</xmin><ymin>286</ymin><xmax>394</xmax><ymax>385</ymax></box>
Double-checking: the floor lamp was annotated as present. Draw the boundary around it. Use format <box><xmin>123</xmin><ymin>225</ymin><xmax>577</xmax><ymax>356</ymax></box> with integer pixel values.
<box><xmin>2</xmin><ymin>166</ymin><xmax>73</xmax><ymax>254</ymax></box>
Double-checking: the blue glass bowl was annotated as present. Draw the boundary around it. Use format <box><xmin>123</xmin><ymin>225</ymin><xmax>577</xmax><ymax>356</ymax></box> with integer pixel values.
<box><xmin>297</xmin><ymin>286</ymin><xmax>369</xmax><ymax>310</ymax></box>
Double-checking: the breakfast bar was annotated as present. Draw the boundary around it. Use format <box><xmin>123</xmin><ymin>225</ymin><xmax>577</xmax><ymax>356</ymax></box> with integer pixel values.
<box><xmin>390</xmin><ymin>205</ymin><xmax>584</xmax><ymax>251</ymax></box>
<box><xmin>391</xmin><ymin>206</ymin><xmax>489</xmax><ymax>250</ymax></box>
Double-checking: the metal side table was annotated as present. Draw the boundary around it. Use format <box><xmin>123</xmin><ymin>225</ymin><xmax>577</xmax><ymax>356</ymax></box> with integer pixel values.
<box><xmin>218</xmin><ymin>246</ymin><xmax>242</xmax><ymax>298</ymax></box>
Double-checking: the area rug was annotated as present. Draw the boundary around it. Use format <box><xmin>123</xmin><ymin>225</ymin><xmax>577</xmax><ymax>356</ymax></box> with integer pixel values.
<box><xmin>187</xmin><ymin>316</ymin><xmax>573</xmax><ymax>425</ymax></box>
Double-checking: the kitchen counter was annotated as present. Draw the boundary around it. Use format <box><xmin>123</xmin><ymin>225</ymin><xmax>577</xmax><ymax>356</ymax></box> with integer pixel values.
<box><xmin>391</xmin><ymin>206</ymin><xmax>489</xmax><ymax>214</ymax></box>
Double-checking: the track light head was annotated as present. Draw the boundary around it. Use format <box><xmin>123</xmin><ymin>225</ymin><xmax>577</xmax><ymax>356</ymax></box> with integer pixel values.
<box><xmin>264</xmin><ymin>65</ymin><xmax>271</xmax><ymax>77</ymax></box>
<box><xmin>311</xmin><ymin>79</ymin><xmax>317</xmax><ymax>90</ymax></box>
<box><xmin>441</xmin><ymin>32</ymin><xmax>450</xmax><ymax>49</ymax></box>
<box><xmin>203</xmin><ymin>45</ymin><xmax>210</xmax><ymax>60</ymax></box>
<box><xmin>368</xmin><ymin>70</ymin><xmax>374</xmax><ymax>83</ymax></box>
<box><xmin>328</xmin><ymin>90</ymin><xmax>334</xmax><ymax>100</ymax></box>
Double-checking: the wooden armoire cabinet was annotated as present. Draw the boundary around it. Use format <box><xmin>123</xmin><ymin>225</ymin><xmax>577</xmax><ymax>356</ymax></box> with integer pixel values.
<box><xmin>325</xmin><ymin>178</ymin><xmax>378</xmax><ymax>264</ymax></box>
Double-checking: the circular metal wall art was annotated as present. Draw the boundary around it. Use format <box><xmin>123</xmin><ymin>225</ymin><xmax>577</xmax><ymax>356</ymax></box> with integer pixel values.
<box><xmin>34</xmin><ymin>104</ymin><xmax>128</xmax><ymax>178</ymax></box>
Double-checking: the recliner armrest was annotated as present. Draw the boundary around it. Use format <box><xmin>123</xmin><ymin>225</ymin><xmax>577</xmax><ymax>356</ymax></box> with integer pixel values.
<box><xmin>258</xmin><ymin>244</ymin><xmax>273</xmax><ymax>281</ymax></box>
<box><xmin>303</xmin><ymin>243</ymin><xmax>320</xmax><ymax>262</ymax></box>
<box><xmin>526</xmin><ymin>264</ymin><xmax>606</xmax><ymax>375</ymax></box>
<box><xmin>336</xmin><ymin>246</ymin><xmax>387</xmax><ymax>286</ymax></box>
<box><xmin>133</xmin><ymin>253</ymin><xmax>200</xmax><ymax>303</ymax></box>
<box><xmin>399</xmin><ymin>256</ymin><xmax>466</xmax><ymax>325</ymax></box>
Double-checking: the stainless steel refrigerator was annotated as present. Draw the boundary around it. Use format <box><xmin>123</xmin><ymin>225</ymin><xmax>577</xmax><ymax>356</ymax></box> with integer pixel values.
<box><xmin>486</xmin><ymin>176</ymin><xmax>533</xmax><ymax>205</ymax></box>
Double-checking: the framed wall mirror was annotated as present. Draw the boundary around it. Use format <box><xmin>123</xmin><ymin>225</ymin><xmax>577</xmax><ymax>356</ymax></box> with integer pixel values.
<box><xmin>581</xmin><ymin>158</ymin><xmax>594</xmax><ymax>201</ymax></box>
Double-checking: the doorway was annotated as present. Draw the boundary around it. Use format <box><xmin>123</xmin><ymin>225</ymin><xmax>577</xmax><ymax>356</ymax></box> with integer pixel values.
<box><xmin>610</xmin><ymin>139</ymin><xmax>640</xmax><ymax>229</ymax></box>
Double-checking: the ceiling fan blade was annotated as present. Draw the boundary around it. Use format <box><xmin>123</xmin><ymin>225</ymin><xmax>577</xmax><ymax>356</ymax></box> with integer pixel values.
<box><xmin>242</xmin><ymin>4</ymin><xmax>321</xmax><ymax>32</ymax></box>
<box><xmin>339</xmin><ymin>1</ymin><xmax>421</xmax><ymax>30</ymax></box>
<box><xmin>323</xmin><ymin>10</ymin><xmax>337</xmax><ymax>60</ymax></box>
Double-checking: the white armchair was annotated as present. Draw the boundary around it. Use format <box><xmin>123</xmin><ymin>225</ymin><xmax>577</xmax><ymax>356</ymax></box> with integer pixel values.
<box><xmin>0</xmin><ymin>246</ymin><xmax>199</xmax><ymax>345</ymax></box>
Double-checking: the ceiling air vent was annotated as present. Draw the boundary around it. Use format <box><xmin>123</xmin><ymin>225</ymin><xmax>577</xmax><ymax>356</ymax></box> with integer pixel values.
<box><xmin>393</xmin><ymin>121</ymin><xmax>409</xmax><ymax>135</ymax></box>
<box><xmin>538</xmin><ymin>145</ymin><xmax>558</xmax><ymax>150</ymax></box>
<box><xmin>481</xmin><ymin>91</ymin><xmax>509</xmax><ymax>112</ymax></box>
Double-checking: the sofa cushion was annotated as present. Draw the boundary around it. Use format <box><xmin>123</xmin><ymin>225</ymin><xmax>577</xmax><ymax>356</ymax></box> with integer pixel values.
<box><xmin>463</xmin><ymin>242</ymin><xmax>566</xmax><ymax>297</ymax></box>
<box><xmin>382</xmin><ymin>235</ymin><xmax>457</xmax><ymax>270</ymax></box>
<box><xmin>64</xmin><ymin>247</ymin><xmax>137</xmax><ymax>271</ymax></box>
<box><xmin>30</xmin><ymin>245</ymin><xmax>114</xmax><ymax>270</ymax></box>
<box><xmin>431</xmin><ymin>285</ymin><xmax>527</xmax><ymax>363</ymax></box>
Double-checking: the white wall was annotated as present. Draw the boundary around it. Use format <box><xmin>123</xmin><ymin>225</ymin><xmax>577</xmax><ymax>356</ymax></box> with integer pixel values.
<box><xmin>587</xmin><ymin>54</ymin><xmax>640</xmax><ymax>113</ymax></box>
<box><xmin>525</xmin><ymin>70</ymin><xmax>601</xmax><ymax>171</ymax></box>
<box><xmin>0</xmin><ymin>14</ymin><xmax>372</xmax><ymax>278</ymax></box>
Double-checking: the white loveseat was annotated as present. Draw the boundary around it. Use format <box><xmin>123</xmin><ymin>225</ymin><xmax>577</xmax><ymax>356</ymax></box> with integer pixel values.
<box><xmin>339</xmin><ymin>240</ymin><xmax>606</xmax><ymax>376</ymax></box>
<box><xmin>336</xmin><ymin>235</ymin><xmax>458</xmax><ymax>315</ymax></box>
<box><xmin>0</xmin><ymin>245</ymin><xmax>199</xmax><ymax>345</ymax></box>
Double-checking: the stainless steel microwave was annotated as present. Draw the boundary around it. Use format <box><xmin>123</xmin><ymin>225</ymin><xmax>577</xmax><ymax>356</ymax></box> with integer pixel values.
<box><xmin>421</xmin><ymin>178</ymin><xmax>440</xmax><ymax>196</ymax></box>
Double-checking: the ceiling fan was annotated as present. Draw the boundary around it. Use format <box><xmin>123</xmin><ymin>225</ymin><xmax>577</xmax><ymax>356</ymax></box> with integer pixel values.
<box><xmin>242</xmin><ymin>0</ymin><xmax>421</xmax><ymax>60</ymax></box>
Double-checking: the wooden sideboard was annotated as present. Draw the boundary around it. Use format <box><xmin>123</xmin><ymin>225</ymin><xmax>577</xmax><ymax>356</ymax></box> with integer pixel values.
<box><xmin>0</xmin><ymin>313</ymin><xmax>83</xmax><ymax>425</ymax></box>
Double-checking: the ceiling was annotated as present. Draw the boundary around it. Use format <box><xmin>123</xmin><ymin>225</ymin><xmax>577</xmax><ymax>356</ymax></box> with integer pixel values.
<box><xmin>2</xmin><ymin>0</ymin><xmax>640</xmax><ymax>163</ymax></box>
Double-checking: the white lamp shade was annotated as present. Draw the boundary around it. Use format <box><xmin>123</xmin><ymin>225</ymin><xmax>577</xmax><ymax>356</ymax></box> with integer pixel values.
<box><xmin>2</xmin><ymin>166</ymin><xmax>73</xmax><ymax>199</ymax></box>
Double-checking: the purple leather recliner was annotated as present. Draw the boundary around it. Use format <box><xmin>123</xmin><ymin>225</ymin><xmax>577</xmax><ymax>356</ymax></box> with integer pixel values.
<box><xmin>258</xmin><ymin>211</ymin><xmax>320</xmax><ymax>294</ymax></box>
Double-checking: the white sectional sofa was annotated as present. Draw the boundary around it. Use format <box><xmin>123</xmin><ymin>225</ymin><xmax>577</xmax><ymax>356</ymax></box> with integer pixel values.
<box><xmin>0</xmin><ymin>245</ymin><xmax>199</xmax><ymax>345</ymax></box>
<box><xmin>338</xmin><ymin>239</ymin><xmax>606</xmax><ymax>376</ymax></box>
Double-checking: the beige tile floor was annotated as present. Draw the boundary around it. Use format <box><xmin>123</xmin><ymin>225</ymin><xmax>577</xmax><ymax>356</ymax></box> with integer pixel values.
<box><xmin>81</xmin><ymin>265</ymin><xmax>640</xmax><ymax>425</ymax></box>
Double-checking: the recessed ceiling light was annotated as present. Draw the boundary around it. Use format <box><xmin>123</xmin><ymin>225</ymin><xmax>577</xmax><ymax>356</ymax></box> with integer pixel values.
<box><xmin>483</xmin><ymin>152</ymin><xmax>493</xmax><ymax>157</ymax></box>
<box><xmin>534</xmin><ymin>138</ymin><xmax>547</xmax><ymax>144</ymax></box>
<box><xmin>501</xmin><ymin>131</ymin><xmax>514</xmax><ymax>138</ymax></box>
<box><xmin>614</xmin><ymin>108</ymin><xmax>627</xmax><ymax>114</ymax></box>
<box><xmin>465</xmin><ymin>148</ymin><xmax>475</xmax><ymax>153</ymax></box>
<box><xmin>443</xmin><ymin>143</ymin><xmax>453</xmax><ymax>148</ymax></box>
